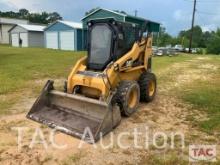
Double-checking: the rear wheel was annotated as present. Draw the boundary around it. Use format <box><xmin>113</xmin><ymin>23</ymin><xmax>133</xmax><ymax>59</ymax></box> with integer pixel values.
<box><xmin>138</xmin><ymin>72</ymin><xmax>157</xmax><ymax>102</ymax></box>
<box><xmin>114</xmin><ymin>81</ymin><xmax>140</xmax><ymax>117</ymax></box>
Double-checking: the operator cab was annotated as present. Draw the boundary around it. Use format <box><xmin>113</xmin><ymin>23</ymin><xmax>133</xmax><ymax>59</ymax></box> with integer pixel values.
<box><xmin>87</xmin><ymin>19</ymin><xmax>141</xmax><ymax>71</ymax></box>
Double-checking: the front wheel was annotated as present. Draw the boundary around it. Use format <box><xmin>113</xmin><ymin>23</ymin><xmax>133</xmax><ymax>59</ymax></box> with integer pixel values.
<box><xmin>114</xmin><ymin>81</ymin><xmax>140</xmax><ymax>117</ymax></box>
<box><xmin>138</xmin><ymin>72</ymin><xmax>157</xmax><ymax>102</ymax></box>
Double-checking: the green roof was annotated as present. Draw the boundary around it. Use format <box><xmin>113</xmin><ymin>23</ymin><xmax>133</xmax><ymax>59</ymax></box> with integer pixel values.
<box><xmin>82</xmin><ymin>8</ymin><xmax>160</xmax><ymax>32</ymax></box>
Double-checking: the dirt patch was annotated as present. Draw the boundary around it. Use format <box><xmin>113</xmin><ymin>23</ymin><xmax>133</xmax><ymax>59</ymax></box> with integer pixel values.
<box><xmin>34</xmin><ymin>78</ymin><xmax>66</xmax><ymax>88</ymax></box>
<box><xmin>175</xmin><ymin>69</ymin><xmax>211</xmax><ymax>86</ymax></box>
<box><xmin>199</xmin><ymin>64</ymin><xmax>219</xmax><ymax>70</ymax></box>
<box><xmin>196</xmin><ymin>57</ymin><xmax>211</xmax><ymax>60</ymax></box>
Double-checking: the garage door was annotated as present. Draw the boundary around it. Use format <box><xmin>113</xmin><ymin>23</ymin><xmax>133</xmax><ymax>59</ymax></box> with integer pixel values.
<box><xmin>11</xmin><ymin>33</ymin><xmax>19</xmax><ymax>47</ymax></box>
<box><xmin>20</xmin><ymin>33</ymin><xmax>28</xmax><ymax>47</ymax></box>
<box><xmin>60</xmin><ymin>31</ymin><xmax>75</xmax><ymax>51</ymax></box>
<box><xmin>46</xmin><ymin>32</ymin><xmax>58</xmax><ymax>49</ymax></box>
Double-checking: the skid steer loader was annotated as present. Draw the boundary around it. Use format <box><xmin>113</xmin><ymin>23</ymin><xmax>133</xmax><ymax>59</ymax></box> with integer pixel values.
<box><xmin>27</xmin><ymin>18</ymin><xmax>159</xmax><ymax>142</ymax></box>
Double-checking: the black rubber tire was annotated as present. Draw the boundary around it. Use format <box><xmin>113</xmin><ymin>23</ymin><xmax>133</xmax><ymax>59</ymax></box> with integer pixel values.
<box><xmin>138</xmin><ymin>72</ymin><xmax>157</xmax><ymax>102</ymax></box>
<box><xmin>114</xmin><ymin>81</ymin><xmax>140</xmax><ymax>117</ymax></box>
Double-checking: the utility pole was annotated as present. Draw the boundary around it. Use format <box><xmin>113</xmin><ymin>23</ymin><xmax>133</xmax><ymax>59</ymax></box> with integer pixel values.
<box><xmin>189</xmin><ymin>0</ymin><xmax>197</xmax><ymax>53</ymax></box>
<box><xmin>134</xmin><ymin>10</ymin><xmax>138</xmax><ymax>17</ymax></box>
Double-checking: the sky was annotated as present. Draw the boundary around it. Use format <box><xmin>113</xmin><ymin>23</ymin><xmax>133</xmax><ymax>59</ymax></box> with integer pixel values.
<box><xmin>0</xmin><ymin>0</ymin><xmax>220</xmax><ymax>36</ymax></box>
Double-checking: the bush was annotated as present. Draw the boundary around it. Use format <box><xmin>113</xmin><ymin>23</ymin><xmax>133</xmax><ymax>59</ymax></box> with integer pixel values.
<box><xmin>196</xmin><ymin>48</ymin><xmax>204</xmax><ymax>54</ymax></box>
<box><xmin>207</xmin><ymin>35</ymin><xmax>220</xmax><ymax>55</ymax></box>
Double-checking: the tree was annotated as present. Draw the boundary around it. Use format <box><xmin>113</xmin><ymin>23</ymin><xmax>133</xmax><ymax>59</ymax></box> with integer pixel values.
<box><xmin>47</xmin><ymin>12</ymin><xmax>62</xmax><ymax>23</ymax></box>
<box><xmin>18</xmin><ymin>9</ymin><xmax>29</xmax><ymax>18</ymax></box>
<box><xmin>85</xmin><ymin>7</ymin><xmax>99</xmax><ymax>16</ymax></box>
<box><xmin>200</xmin><ymin>31</ymin><xmax>213</xmax><ymax>48</ymax></box>
<box><xmin>0</xmin><ymin>9</ymin><xmax>62</xmax><ymax>24</ymax></box>
<box><xmin>157</xmin><ymin>27</ymin><xmax>173</xmax><ymax>46</ymax></box>
<box><xmin>216</xmin><ymin>28</ymin><xmax>220</xmax><ymax>37</ymax></box>
<box><xmin>207</xmin><ymin>29</ymin><xmax>220</xmax><ymax>54</ymax></box>
<box><xmin>178</xmin><ymin>25</ymin><xmax>203</xmax><ymax>48</ymax></box>
<box><xmin>207</xmin><ymin>36</ymin><xmax>220</xmax><ymax>54</ymax></box>
<box><xmin>179</xmin><ymin>25</ymin><xmax>218</xmax><ymax>48</ymax></box>
<box><xmin>114</xmin><ymin>10</ymin><xmax>127</xmax><ymax>14</ymax></box>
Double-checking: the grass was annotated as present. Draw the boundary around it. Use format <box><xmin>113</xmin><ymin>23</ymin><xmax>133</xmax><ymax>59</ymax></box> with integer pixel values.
<box><xmin>180</xmin><ymin>56</ymin><xmax>220</xmax><ymax>133</ymax></box>
<box><xmin>153</xmin><ymin>54</ymin><xmax>197</xmax><ymax>90</ymax></box>
<box><xmin>0</xmin><ymin>95</ymin><xmax>18</xmax><ymax>115</ymax></box>
<box><xmin>0</xmin><ymin>46</ymin><xmax>191</xmax><ymax>116</ymax></box>
<box><xmin>154</xmin><ymin>54</ymin><xmax>220</xmax><ymax>134</ymax></box>
<box><xmin>0</xmin><ymin>45</ymin><xmax>84</xmax><ymax>115</ymax></box>
<box><xmin>61</xmin><ymin>152</ymin><xmax>85</xmax><ymax>165</ymax></box>
<box><xmin>139</xmin><ymin>151</ymin><xmax>188</xmax><ymax>165</ymax></box>
<box><xmin>1</xmin><ymin>44</ymin><xmax>220</xmax><ymax>134</ymax></box>
<box><xmin>153</xmin><ymin>54</ymin><xmax>195</xmax><ymax>73</ymax></box>
<box><xmin>0</xmin><ymin>46</ymin><xmax>85</xmax><ymax>94</ymax></box>
<box><xmin>182</xmin><ymin>81</ymin><xmax>220</xmax><ymax>133</ymax></box>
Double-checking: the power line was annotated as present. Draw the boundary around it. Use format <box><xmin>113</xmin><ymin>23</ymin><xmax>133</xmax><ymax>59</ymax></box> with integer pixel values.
<box><xmin>197</xmin><ymin>0</ymin><xmax>220</xmax><ymax>2</ymax></box>
<box><xmin>197</xmin><ymin>10</ymin><xmax>219</xmax><ymax>15</ymax></box>
<box><xmin>196</xmin><ymin>13</ymin><xmax>208</xmax><ymax>26</ymax></box>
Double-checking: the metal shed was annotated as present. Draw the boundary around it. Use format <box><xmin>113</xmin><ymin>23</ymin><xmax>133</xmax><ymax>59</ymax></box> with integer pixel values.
<box><xmin>9</xmin><ymin>24</ymin><xmax>45</xmax><ymax>47</ymax></box>
<box><xmin>81</xmin><ymin>8</ymin><xmax>160</xmax><ymax>48</ymax></box>
<box><xmin>0</xmin><ymin>17</ymin><xmax>28</xmax><ymax>44</ymax></box>
<box><xmin>82</xmin><ymin>8</ymin><xmax>160</xmax><ymax>32</ymax></box>
<box><xmin>44</xmin><ymin>20</ymin><xmax>83</xmax><ymax>51</ymax></box>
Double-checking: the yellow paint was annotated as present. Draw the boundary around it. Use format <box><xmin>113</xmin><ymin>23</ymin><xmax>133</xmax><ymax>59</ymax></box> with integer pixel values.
<box><xmin>67</xmin><ymin>36</ymin><xmax>153</xmax><ymax>100</ymax></box>
<box><xmin>149</xmin><ymin>80</ymin><xmax>155</xmax><ymax>97</ymax></box>
<box><xmin>128</xmin><ymin>88</ymin><xmax>138</xmax><ymax>108</ymax></box>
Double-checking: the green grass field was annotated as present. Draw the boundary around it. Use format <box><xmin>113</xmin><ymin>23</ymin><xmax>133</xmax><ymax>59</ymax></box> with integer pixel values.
<box><xmin>0</xmin><ymin>45</ymin><xmax>84</xmax><ymax>95</ymax></box>
<box><xmin>0</xmin><ymin>45</ymin><xmax>220</xmax><ymax>134</ymax></box>
<box><xmin>0</xmin><ymin>45</ymin><xmax>84</xmax><ymax>114</ymax></box>
<box><xmin>181</xmin><ymin>57</ymin><xmax>220</xmax><ymax>133</ymax></box>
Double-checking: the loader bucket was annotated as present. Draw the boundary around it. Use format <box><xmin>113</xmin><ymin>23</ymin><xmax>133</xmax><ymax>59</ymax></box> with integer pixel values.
<box><xmin>27</xmin><ymin>80</ymin><xmax>121</xmax><ymax>143</ymax></box>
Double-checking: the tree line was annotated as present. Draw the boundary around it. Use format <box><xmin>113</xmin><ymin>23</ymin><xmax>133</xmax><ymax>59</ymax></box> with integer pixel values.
<box><xmin>156</xmin><ymin>25</ymin><xmax>220</xmax><ymax>54</ymax></box>
<box><xmin>0</xmin><ymin>9</ymin><xmax>62</xmax><ymax>24</ymax></box>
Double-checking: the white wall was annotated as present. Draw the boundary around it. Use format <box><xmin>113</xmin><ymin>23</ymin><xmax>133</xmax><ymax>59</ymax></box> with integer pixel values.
<box><xmin>0</xmin><ymin>17</ymin><xmax>28</xmax><ymax>25</ymax></box>
<box><xmin>0</xmin><ymin>24</ymin><xmax>2</xmax><ymax>43</ymax></box>
<box><xmin>0</xmin><ymin>18</ymin><xmax>28</xmax><ymax>44</ymax></box>
<box><xmin>1</xmin><ymin>24</ymin><xmax>14</xmax><ymax>44</ymax></box>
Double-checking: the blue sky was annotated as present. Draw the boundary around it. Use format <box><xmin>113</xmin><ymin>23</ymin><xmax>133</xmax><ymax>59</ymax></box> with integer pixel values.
<box><xmin>0</xmin><ymin>0</ymin><xmax>219</xmax><ymax>36</ymax></box>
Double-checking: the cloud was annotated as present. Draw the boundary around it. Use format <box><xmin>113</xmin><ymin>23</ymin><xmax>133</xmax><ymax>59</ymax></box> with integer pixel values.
<box><xmin>1</xmin><ymin>0</ymin><xmax>48</xmax><ymax>12</ymax></box>
<box><xmin>201</xmin><ymin>24</ymin><xmax>217</xmax><ymax>32</ymax></box>
<box><xmin>0</xmin><ymin>1</ymin><xmax>13</xmax><ymax>11</ymax></box>
<box><xmin>173</xmin><ymin>9</ymin><xmax>191</xmax><ymax>22</ymax></box>
<box><xmin>173</xmin><ymin>10</ymin><xmax>182</xmax><ymax>21</ymax></box>
<box><xmin>196</xmin><ymin>8</ymin><xmax>220</xmax><ymax>32</ymax></box>
<box><xmin>0</xmin><ymin>0</ymin><xmax>219</xmax><ymax>35</ymax></box>
<box><xmin>1</xmin><ymin>0</ymin><xmax>31</xmax><ymax>9</ymax></box>
<box><xmin>211</xmin><ymin>10</ymin><xmax>220</xmax><ymax>25</ymax></box>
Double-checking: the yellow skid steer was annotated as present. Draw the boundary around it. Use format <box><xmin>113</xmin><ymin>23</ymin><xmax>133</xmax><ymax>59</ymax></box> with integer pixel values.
<box><xmin>27</xmin><ymin>18</ymin><xmax>159</xmax><ymax>142</ymax></box>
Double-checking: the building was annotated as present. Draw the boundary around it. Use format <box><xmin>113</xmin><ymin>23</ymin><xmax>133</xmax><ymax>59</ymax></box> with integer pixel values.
<box><xmin>44</xmin><ymin>20</ymin><xmax>83</xmax><ymax>51</ymax></box>
<box><xmin>81</xmin><ymin>8</ymin><xmax>160</xmax><ymax>48</ymax></box>
<box><xmin>82</xmin><ymin>8</ymin><xmax>160</xmax><ymax>30</ymax></box>
<box><xmin>0</xmin><ymin>17</ymin><xmax>28</xmax><ymax>44</ymax></box>
<box><xmin>9</xmin><ymin>24</ymin><xmax>46</xmax><ymax>47</ymax></box>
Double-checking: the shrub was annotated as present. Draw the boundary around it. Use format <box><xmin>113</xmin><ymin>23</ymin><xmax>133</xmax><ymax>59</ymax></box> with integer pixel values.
<box><xmin>207</xmin><ymin>35</ymin><xmax>220</xmax><ymax>55</ymax></box>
